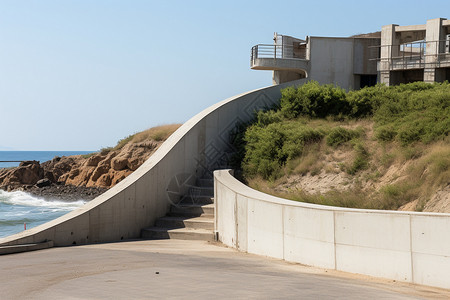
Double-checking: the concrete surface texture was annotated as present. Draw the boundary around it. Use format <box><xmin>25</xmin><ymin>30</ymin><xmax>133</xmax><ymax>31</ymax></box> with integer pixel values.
<box><xmin>1</xmin><ymin>239</ymin><xmax>449</xmax><ymax>299</ymax></box>
<box><xmin>308</xmin><ymin>37</ymin><xmax>357</xmax><ymax>89</ymax></box>
<box><xmin>214</xmin><ymin>169</ymin><xmax>450</xmax><ymax>290</ymax></box>
<box><xmin>0</xmin><ymin>78</ymin><xmax>305</xmax><ymax>248</ymax></box>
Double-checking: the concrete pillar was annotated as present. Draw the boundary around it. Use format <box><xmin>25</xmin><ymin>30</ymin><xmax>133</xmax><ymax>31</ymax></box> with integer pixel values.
<box><xmin>424</xmin><ymin>18</ymin><xmax>446</xmax><ymax>83</ymax></box>
<box><xmin>272</xmin><ymin>70</ymin><xmax>305</xmax><ymax>85</ymax></box>
<box><xmin>380</xmin><ymin>24</ymin><xmax>399</xmax><ymax>85</ymax></box>
<box><xmin>281</xmin><ymin>35</ymin><xmax>294</xmax><ymax>59</ymax></box>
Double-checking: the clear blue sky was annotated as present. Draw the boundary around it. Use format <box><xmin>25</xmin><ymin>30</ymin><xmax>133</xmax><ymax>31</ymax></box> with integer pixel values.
<box><xmin>1</xmin><ymin>0</ymin><xmax>448</xmax><ymax>150</ymax></box>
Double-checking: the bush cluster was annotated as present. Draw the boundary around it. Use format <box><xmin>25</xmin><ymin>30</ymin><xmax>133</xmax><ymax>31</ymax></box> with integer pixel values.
<box><xmin>242</xmin><ymin>122</ymin><xmax>323</xmax><ymax>179</ymax></box>
<box><xmin>232</xmin><ymin>81</ymin><xmax>449</xmax><ymax>180</ymax></box>
<box><xmin>279</xmin><ymin>82</ymin><xmax>348</xmax><ymax>119</ymax></box>
<box><xmin>326</xmin><ymin>127</ymin><xmax>360</xmax><ymax>147</ymax></box>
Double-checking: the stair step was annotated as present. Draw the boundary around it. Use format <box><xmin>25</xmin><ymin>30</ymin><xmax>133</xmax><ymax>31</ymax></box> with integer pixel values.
<box><xmin>179</xmin><ymin>196</ymin><xmax>214</xmax><ymax>205</ymax></box>
<box><xmin>141</xmin><ymin>227</ymin><xmax>215</xmax><ymax>241</ymax></box>
<box><xmin>197</xmin><ymin>178</ymin><xmax>214</xmax><ymax>188</ymax></box>
<box><xmin>155</xmin><ymin>216</ymin><xmax>214</xmax><ymax>230</ymax></box>
<box><xmin>188</xmin><ymin>186</ymin><xmax>214</xmax><ymax>196</ymax></box>
<box><xmin>169</xmin><ymin>203</ymin><xmax>214</xmax><ymax>218</ymax></box>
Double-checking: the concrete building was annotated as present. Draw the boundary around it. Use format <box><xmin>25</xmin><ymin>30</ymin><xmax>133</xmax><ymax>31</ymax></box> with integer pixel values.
<box><xmin>379</xmin><ymin>18</ymin><xmax>450</xmax><ymax>85</ymax></box>
<box><xmin>251</xmin><ymin>18</ymin><xmax>450</xmax><ymax>88</ymax></box>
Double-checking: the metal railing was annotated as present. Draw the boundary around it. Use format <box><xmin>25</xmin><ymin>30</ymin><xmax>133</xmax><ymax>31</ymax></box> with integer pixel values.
<box><xmin>372</xmin><ymin>40</ymin><xmax>450</xmax><ymax>71</ymax></box>
<box><xmin>251</xmin><ymin>44</ymin><xmax>307</xmax><ymax>65</ymax></box>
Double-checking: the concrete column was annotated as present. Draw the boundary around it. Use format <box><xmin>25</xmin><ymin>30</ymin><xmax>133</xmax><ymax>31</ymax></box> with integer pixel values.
<box><xmin>424</xmin><ymin>18</ymin><xmax>446</xmax><ymax>83</ymax></box>
<box><xmin>380</xmin><ymin>24</ymin><xmax>399</xmax><ymax>85</ymax></box>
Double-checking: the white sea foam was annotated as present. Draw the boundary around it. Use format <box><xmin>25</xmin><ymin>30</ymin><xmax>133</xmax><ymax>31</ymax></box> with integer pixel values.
<box><xmin>0</xmin><ymin>190</ymin><xmax>86</xmax><ymax>211</ymax></box>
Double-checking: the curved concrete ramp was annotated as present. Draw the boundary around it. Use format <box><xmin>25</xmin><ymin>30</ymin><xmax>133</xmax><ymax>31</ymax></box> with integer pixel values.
<box><xmin>0</xmin><ymin>79</ymin><xmax>306</xmax><ymax>247</ymax></box>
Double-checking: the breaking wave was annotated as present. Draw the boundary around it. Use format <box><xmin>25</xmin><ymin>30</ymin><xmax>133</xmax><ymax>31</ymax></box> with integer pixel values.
<box><xmin>0</xmin><ymin>190</ymin><xmax>85</xmax><ymax>238</ymax></box>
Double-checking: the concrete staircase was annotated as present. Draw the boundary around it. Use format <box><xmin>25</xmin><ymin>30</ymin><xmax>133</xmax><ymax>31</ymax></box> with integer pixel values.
<box><xmin>141</xmin><ymin>178</ymin><xmax>215</xmax><ymax>242</ymax></box>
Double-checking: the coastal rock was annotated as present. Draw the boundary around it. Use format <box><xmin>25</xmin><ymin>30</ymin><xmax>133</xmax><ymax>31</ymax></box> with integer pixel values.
<box><xmin>1</xmin><ymin>161</ymin><xmax>43</xmax><ymax>186</ymax></box>
<box><xmin>68</xmin><ymin>168</ymin><xmax>80</xmax><ymax>179</ymax></box>
<box><xmin>36</xmin><ymin>178</ymin><xmax>52</xmax><ymax>188</ymax></box>
<box><xmin>0</xmin><ymin>125</ymin><xmax>179</xmax><ymax>192</ymax></box>
<box><xmin>19</xmin><ymin>160</ymin><xmax>40</xmax><ymax>167</ymax></box>
<box><xmin>111</xmin><ymin>170</ymin><xmax>132</xmax><ymax>185</ymax></box>
<box><xmin>91</xmin><ymin>164</ymin><xmax>110</xmax><ymax>182</ymax></box>
<box><xmin>64</xmin><ymin>167</ymin><xmax>94</xmax><ymax>186</ymax></box>
<box><xmin>85</xmin><ymin>155</ymin><xmax>103</xmax><ymax>167</ymax></box>
<box><xmin>111</xmin><ymin>156</ymin><xmax>128</xmax><ymax>171</ymax></box>
<box><xmin>42</xmin><ymin>156</ymin><xmax>75</xmax><ymax>181</ymax></box>
<box><xmin>58</xmin><ymin>173</ymin><xmax>70</xmax><ymax>184</ymax></box>
<box><xmin>96</xmin><ymin>173</ymin><xmax>112</xmax><ymax>187</ymax></box>
<box><xmin>44</xmin><ymin>170</ymin><xmax>56</xmax><ymax>183</ymax></box>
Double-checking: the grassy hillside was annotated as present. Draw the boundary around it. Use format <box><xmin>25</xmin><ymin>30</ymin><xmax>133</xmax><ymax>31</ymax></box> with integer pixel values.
<box><xmin>231</xmin><ymin>81</ymin><xmax>450</xmax><ymax>212</ymax></box>
<box><xmin>114</xmin><ymin>124</ymin><xmax>181</xmax><ymax>150</ymax></box>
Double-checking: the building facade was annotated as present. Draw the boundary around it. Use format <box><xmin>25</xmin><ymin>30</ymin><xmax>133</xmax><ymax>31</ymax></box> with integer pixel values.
<box><xmin>379</xmin><ymin>18</ymin><xmax>450</xmax><ymax>85</ymax></box>
<box><xmin>251</xmin><ymin>18</ymin><xmax>450</xmax><ymax>89</ymax></box>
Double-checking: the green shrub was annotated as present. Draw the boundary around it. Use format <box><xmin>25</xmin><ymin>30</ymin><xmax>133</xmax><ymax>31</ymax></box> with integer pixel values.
<box><xmin>81</xmin><ymin>152</ymin><xmax>97</xmax><ymax>159</ymax></box>
<box><xmin>100</xmin><ymin>147</ymin><xmax>113</xmax><ymax>155</ymax></box>
<box><xmin>326</xmin><ymin>127</ymin><xmax>359</xmax><ymax>147</ymax></box>
<box><xmin>372</xmin><ymin>82</ymin><xmax>450</xmax><ymax>145</ymax></box>
<box><xmin>378</xmin><ymin>183</ymin><xmax>416</xmax><ymax>210</ymax></box>
<box><xmin>347</xmin><ymin>84</ymin><xmax>387</xmax><ymax>117</ymax></box>
<box><xmin>279</xmin><ymin>81</ymin><xmax>349</xmax><ymax>119</ymax></box>
<box><xmin>115</xmin><ymin>134</ymin><xmax>135</xmax><ymax>150</ymax></box>
<box><xmin>347</xmin><ymin>143</ymin><xmax>369</xmax><ymax>175</ymax></box>
<box><xmin>242</xmin><ymin>122</ymin><xmax>323</xmax><ymax>179</ymax></box>
<box><xmin>398</xmin><ymin>124</ymin><xmax>423</xmax><ymax>145</ymax></box>
<box><xmin>255</xmin><ymin>110</ymin><xmax>283</xmax><ymax>127</ymax></box>
<box><xmin>233</xmin><ymin>81</ymin><xmax>450</xmax><ymax>180</ymax></box>
<box><xmin>375</xmin><ymin>126</ymin><xmax>396</xmax><ymax>142</ymax></box>
<box><xmin>277</xmin><ymin>81</ymin><xmax>449</xmax><ymax>145</ymax></box>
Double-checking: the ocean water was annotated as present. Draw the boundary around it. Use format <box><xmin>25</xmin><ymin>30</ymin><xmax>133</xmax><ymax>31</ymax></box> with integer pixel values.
<box><xmin>0</xmin><ymin>190</ymin><xmax>86</xmax><ymax>238</ymax></box>
<box><xmin>0</xmin><ymin>151</ymin><xmax>93</xmax><ymax>168</ymax></box>
<box><xmin>0</xmin><ymin>151</ymin><xmax>92</xmax><ymax>238</ymax></box>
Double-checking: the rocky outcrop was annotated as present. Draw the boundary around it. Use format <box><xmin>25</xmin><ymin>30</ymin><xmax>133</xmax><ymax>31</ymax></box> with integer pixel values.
<box><xmin>61</xmin><ymin>141</ymin><xmax>157</xmax><ymax>188</ymax></box>
<box><xmin>0</xmin><ymin>140</ymin><xmax>162</xmax><ymax>192</ymax></box>
<box><xmin>0</xmin><ymin>161</ymin><xmax>44</xmax><ymax>188</ymax></box>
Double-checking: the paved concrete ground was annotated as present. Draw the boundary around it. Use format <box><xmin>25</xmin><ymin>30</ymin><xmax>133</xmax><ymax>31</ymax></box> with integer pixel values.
<box><xmin>0</xmin><ymin>240</ymin><xmax>449</xmax><ymax>299</ymax></box>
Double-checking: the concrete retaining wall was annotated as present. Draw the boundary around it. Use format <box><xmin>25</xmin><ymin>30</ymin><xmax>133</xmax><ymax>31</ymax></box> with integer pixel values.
<box><xmin>0</xmin><ymin>79</ymin><xmax>305</xmax><ymax>247</ymax></box>
<box><xmin>214</xmin><ymin>169</ymin><xmax>450</xmax><ymax>289</ymax></box>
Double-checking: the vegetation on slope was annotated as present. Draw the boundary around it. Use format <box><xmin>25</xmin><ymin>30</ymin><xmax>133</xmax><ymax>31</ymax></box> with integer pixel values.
<box><xmin>93</xmin><ymin>124</ymin><xmax>181</xmax><ymax>155</ymax></box>
<box><xmin>114</xmin><ymin>124</ymin><xmax>181</xmax><ymax>150</ymax></box>
<box><xmin>231</xmin><ymin>81</ymin><xmax>450</xmax><ymax>211</ymax></box>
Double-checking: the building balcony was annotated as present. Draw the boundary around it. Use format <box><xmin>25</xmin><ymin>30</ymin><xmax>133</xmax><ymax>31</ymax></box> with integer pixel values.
<box><xmin>377</xmin><ymin>40</ymin><xmax>450</xmax><ymax>72</ymax></box>
<box><xmin>250</xmin><ymin>44</ymin><xmax>310</xmax><ymax>73</ymax></box>
<box><xmin>378</xmin><ymin>53</ymin><xmax>450</xmax><ymax>72</ymax></box>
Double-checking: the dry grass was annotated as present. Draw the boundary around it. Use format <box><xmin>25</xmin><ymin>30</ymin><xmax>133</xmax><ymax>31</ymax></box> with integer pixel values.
<box><xmin>133</xmin><ymin>124</ymin><xmax>181</xmax><ymax>142</ymax></box>
<box><xmin>287</xmin><ymin>143</ymin><xmax>324</xmax><ymax>176</ymax></box>
<box><xmin>237</xmin><ymin>82</ymin><xmax>450</xmax><ymax>211</ymax></box>
<box><xmin>115</xmin><ymin>124</ymin><xmax>181</xmax><ymax>150</ymax></box>
<box><xmin>248</xmin><ymin>177</ymin><xmax>370</xmax><ymax>209</ymax></box>
<box><xmin>246</xmin><ymin>123</ymin><xmax>450</xmax><ymax>211</ymax></box>
<box><xmin>403</xmin><ymin>142</ymin><xmax>450</xmax><ymax>211</ymax></box>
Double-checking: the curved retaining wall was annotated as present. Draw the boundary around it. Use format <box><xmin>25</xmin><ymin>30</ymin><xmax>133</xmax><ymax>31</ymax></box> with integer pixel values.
<box><xmin>214</xmin><ymin>169</ymin><xmax>450</xmax><ymax>289</ymax></box>
<box><xmin>0</xmin><ymin>79</ymin><xmax>305</xmax><ymax>247</ymax></box>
